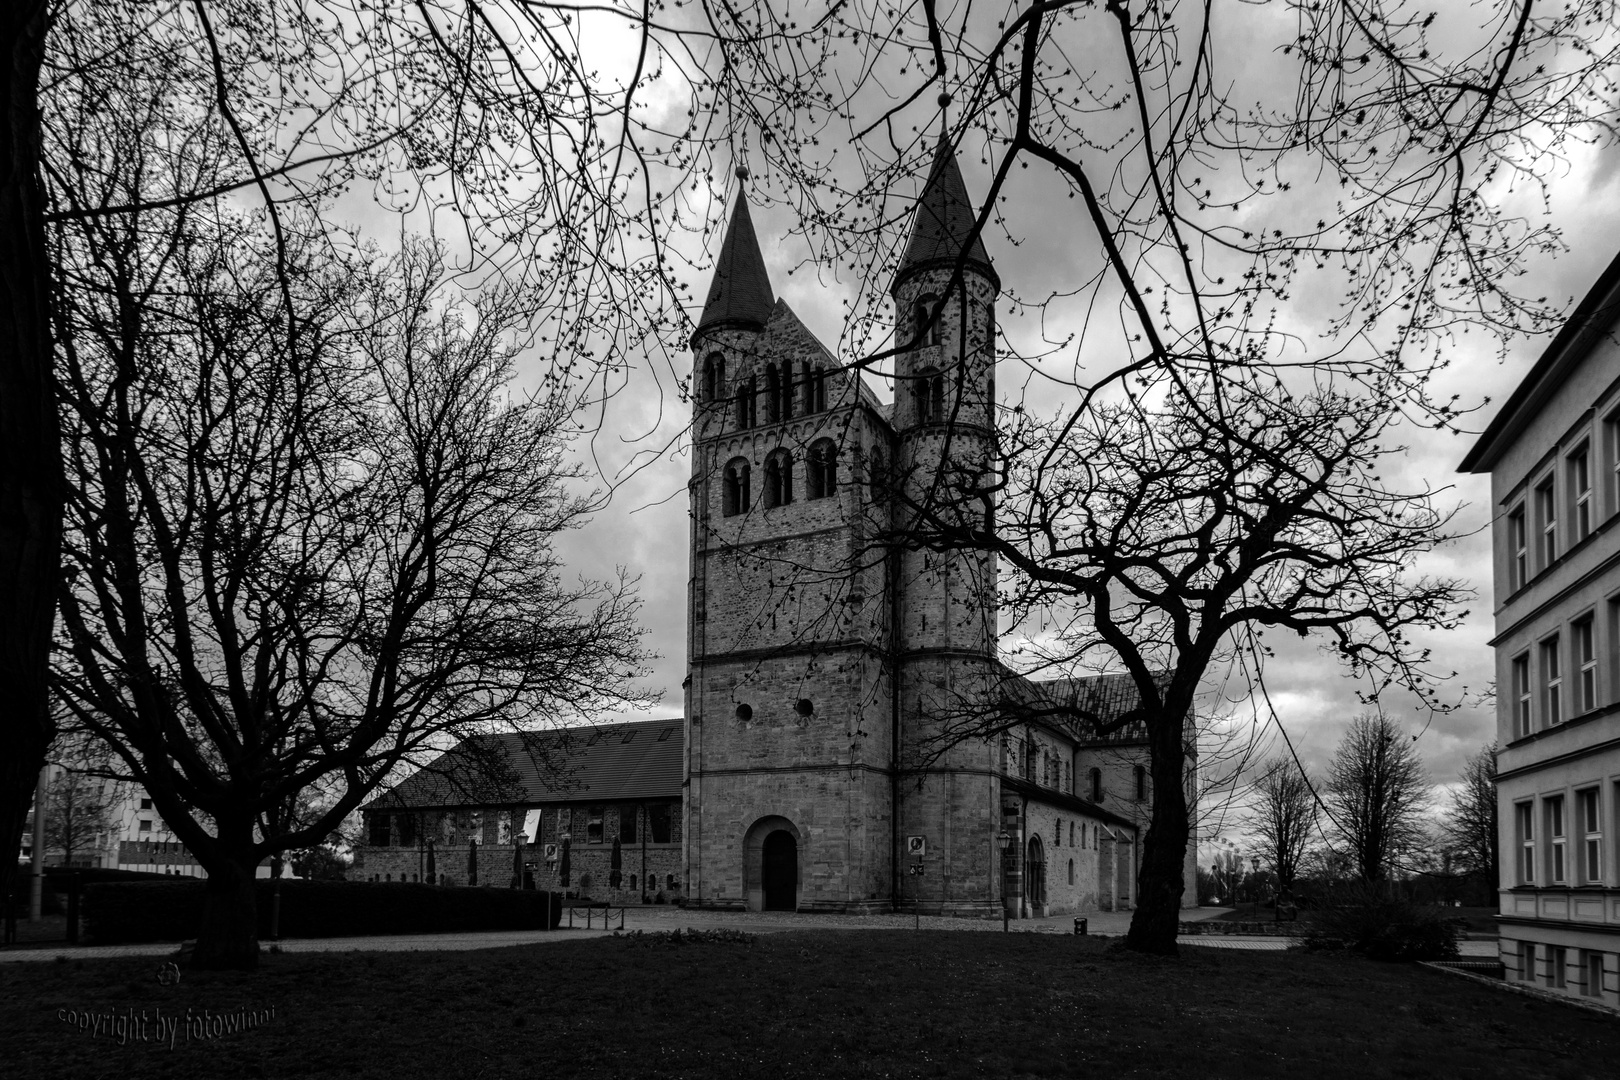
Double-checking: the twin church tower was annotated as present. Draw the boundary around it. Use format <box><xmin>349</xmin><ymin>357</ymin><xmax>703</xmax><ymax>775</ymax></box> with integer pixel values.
<box><xmin>681</xmin><ymin>145</ymin><xmax>1162</xmax><ymax>916</ymax></box>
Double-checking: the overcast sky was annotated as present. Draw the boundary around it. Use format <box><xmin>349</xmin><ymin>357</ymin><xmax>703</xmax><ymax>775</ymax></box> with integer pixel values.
<box><xmin>520</xmin><ymin>6</ymin><xmax>1620</xmax><ymax>846</ymax></box>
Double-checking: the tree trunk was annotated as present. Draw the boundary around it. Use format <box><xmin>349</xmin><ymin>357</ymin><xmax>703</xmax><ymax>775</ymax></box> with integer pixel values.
<box><xmin>1125</xmin><ymin>711</ymin><xmax>1190</xmax><ymax>955</ymax></box>
<box><xmin>192</xmin><ymin>856</ymin><xmax>262</xmax><ymax>970</ymax></box>
<box><xmin>0</xmin><ymin>0</ymin><xmax>59</xmax><ymax>924</ymax></box>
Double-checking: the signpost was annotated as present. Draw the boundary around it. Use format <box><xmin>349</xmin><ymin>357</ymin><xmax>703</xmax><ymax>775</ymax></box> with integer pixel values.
<box><xmin>906</xmin><ymin>836</ymin><xmax>926</xmax><ymax>930</ymax></box>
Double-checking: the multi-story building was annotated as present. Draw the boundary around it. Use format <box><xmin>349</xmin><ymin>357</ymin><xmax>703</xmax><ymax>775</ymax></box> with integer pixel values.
<box><xmin>1460</xmin><ymin>248</ymin><xmax>1620</xmax><ymax>1006</ymax></box>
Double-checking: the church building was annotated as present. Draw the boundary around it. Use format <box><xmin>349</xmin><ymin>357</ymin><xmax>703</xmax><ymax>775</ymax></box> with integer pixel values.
<box><xmin>351</xmin><ymin>145</ymin><xmax>1197</xmax><ymax>920</ymax></box>
<box><xmin>680</xmin><ymin>144</ymin><xmax>1196</xmax><ymax>916</ymax></box>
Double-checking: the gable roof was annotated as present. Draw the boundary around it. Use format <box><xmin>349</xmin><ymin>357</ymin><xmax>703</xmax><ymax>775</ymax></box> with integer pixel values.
<box><xmin>893</xmin><ymin>142</ymin><xmax>998</xmax><ymax>292</ymax></box>
<box><xmin>363</xmin><ymin>718</ymin><xmax>684</xmax><ymax>811</ymax></box>
<box><xmin>696</xmin><ymin>195</ymin><xmax>775</xmax><ymax>334</ymax></box>
<box><xmin>1460</xmin><ymin>247</ymin><xmax>1620</xmax><ymax>474</ymax></box>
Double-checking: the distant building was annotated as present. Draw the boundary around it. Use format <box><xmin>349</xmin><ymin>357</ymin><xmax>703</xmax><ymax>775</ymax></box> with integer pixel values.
<box><xmin>353</xmin><ymin>718</ymin><xmax>685</xmax><ymax>900</ymax></box>
<box><xmin>1460</xmin><ymin>249</ymin><xmax>1620</xmax><ymax>1006</ymax></box>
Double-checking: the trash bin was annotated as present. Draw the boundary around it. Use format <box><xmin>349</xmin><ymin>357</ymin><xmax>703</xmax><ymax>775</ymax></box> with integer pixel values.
<box><xmin>1074</xmin><ymin>917</ymin><xmax>1087</xmax><ymax>936</ymax></box>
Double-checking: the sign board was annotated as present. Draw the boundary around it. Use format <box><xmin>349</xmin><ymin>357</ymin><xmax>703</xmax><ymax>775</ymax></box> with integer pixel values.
<box><xmin>543</xmin><ymin>844</ymin><xmax>558</xmax><ymax>862</ymax></box>
<box><xmin>905</xmin><ymin>835</ymin><xmax>926</xmax><ymax>857</ymax></box>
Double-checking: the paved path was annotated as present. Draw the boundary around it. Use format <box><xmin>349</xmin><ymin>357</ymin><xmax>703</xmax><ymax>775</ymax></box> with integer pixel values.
<box><xmin>0</xmin><ymin>905</ymin><xmax>1497</xmax><ymax>962</ymax></box>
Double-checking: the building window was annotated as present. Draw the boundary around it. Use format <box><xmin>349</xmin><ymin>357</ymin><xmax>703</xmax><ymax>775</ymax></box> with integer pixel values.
<box><xmin>1068</xmin><ymin>859</ymin><xmax>1075</xmax><ymax>886</ymax></box>
<box><xmin>1549</xmin><ymin>796</ymin><xmax>1566</xmax><ymax>884</ymax></box>
<box><xmin>1520</xmin><ymin>940</ymin><xmax>1536</xmax><ymax>981</ymax></box>
<box><xmin>914</xmin><ymin>367</ymin><xmax>945</xmax><ymax>423</ymax></box>
<box><xmin>764</xmin><ymin>449</ymin><xmax>794</xmax><ymax>508</ymax></box>
<box><xmin>1580</xmin><ymin>788</ymin><xmax>1602</xmax><ymax>883</ymax></box>
<box><xmin>397</xmin><ymin>814</ymin><xmax>417</xmax><ymax>848</ymax></box>
<box><xmin>138</xmin><ymin>819</ymin><xmax>152</xmax><ymax>833</ymax></box>
<box><xmin>703</xmin><ymin>353</ymin><xmax>725</xmax><ymax>403</ymax></box>
<box><xmin>1512</xmin><ymin>653</ymin><xmax>1532</xmax><ymax>737</ymax></box>
<box><xmin>139</xmin><ymin>797</ymin><xmax>152</xmax><ymax>810</ymax></box>
<box><xmin>1508</xmin><ymin>506</ymin><xmax>1528</xmax><ymax>591</ymax></box>
<box><xmin>735</xmin><ymin>378</ymin><xmax>757</xmax><ymax>430</ymax></box>
<box><xmin>1535</xmin><ymin>476</ymin><xmax>1556</xmax><ymax>569</ymax></box>
<box><xmin>586</xmin><ymin>807</ymin><xmax>604</xmax><ymax>844</ymax></box>
<box><xmin>370</xmin><ymin>815</ymin><xmax>391</xmax><ymax>848</ymax></box>
<box><xmin>1069</xmin><ymin>821</ymin><xmax>1075</xmax><ymax>846</ymax></box>
<box><xmin>1517</xmin><ymin>802</ymin><xmax>1535</xmax><ymax>883</ymax></box>
<box><xmin>914</xmin><ymin>294</ymin><xmax>941</xmax><ymax>346</ymax></box>
<box><xmin>1575</xmin><ymin>616</ymin><xmax>1597</xmax><ymax>715</ymax></box>
<box><xmin>764</xmin><ymin>364</ymin><xmax>781</xmax><ymax>423</ymax></box>
<box><xmin>808</xmin><ymin>440</ymin><xmax>837</xmax><ymax>499</ymax></box>
<box><xmin>1543</xmin><ymin>635</ymin><xmax>1563</xmax><ymax>726</ymax></box>
<box><xmin>1090</xmin><ymin>768</ymin><xmax>1103</xmax><ymax>803</ymax></box>
<box><xmin>648</xmin><ymin>804</ymin><xmax>672</xmax><ymax>844</ymax></box>
<box><xmin>1584</xmin><ymin>951</ymin><xmax>1606</xmax><ymax>998</ymax></box>
<box><xmin>1065</xmin><ymin>761</ymin><xmax>1073</xmax><ymax>795</ymax></box>
<box><xmin>722</xmin><ymin>459</ymin><xmax>751</xmax><ymax>517</ymax></box>
<box><xmin>1054</xmin><ymin>818</ymin><xmax>1062</xmax><ymax>846</ymax></box>
<box><xmin>1550</xmin><ymin>945</ymin><xmax>1568</xmax><ymax>988</ymax></box>
<box><xmin>1571</xmin><ymin>444</ymin><xmax>1593</xmax><ymax>543</ymax></box>
<box><xmin>620</xmin><ymin>806</ymin><xmax>638</xmax><ymax>845</ymax></box>
<box><xmin>1134</xmin><ymin>765</ymin><xmax>1147</xmax><ymax>802</ymax></box>
<box><xmin>1607</xmin><ymin>409</ymin><xmax>1620</xmax><ymax>516</ymax></box>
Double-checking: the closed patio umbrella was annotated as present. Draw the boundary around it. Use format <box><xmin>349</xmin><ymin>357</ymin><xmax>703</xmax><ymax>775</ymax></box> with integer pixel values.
<box><xmin>425</xmin><ymin>840</ymin><xmax>437</xmax><ymax>885</ymax></box>
<box><xmin>468</xmin><ymin>838</ymin><xmax>479</xmax><ymax>887</ymax></box>
<box><xmin>559</xmin><ymin>837</ymin><xmax>571</xmax><ymax>890</ymax></box>
<box><xmin>610</xmin><ymin>837</ymin><xmax>622</xmax><ymax>890</ymax></box>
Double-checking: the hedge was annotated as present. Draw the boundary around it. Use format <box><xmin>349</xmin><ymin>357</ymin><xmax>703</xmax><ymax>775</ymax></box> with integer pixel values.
<box><xmin>83</xmin><ymin>880</ymin><xmax>563</xmax><ymax>944</ymax></box>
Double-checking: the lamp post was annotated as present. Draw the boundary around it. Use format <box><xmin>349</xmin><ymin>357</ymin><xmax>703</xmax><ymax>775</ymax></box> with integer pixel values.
<box><xmin>997</xmin><ymin>831</ymin><xmax>1013</xmax><ymax>933</ymax></box>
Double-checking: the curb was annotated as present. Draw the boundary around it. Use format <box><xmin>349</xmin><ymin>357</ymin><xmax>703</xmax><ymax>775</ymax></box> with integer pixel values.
<box><xmin>1418</xmin><ymin>960</ymin><xmax>1620</xmax><ymax>1018</ymax></box>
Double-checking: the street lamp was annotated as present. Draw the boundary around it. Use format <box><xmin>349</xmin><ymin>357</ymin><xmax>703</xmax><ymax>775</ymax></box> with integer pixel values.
<box><xmin>997</xmin><ymin>831</ymin><xmax>1013</xmax><ymax>933</ymax></box>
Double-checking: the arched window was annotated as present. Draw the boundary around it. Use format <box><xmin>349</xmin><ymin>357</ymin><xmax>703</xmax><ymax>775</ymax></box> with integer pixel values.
<box><xmin>779</xmin><ymin>364</ymin><xmax>795</xmax><ymax>421</ymax></box>
<box><xmin>703</xmin><ymin>353</ymin><xmax>725</xmax><ymax>402</ymax></box>
<box><xmin>1134</xmin><ymin>764</ymin><xmax>1147</xmax><ymax>801</ymax></box>
<box><xmin>808</xmin><ymin>440</ymin><xmax>837</xmax><ymax>499</ymax></box>
<box><xmin>722</xmin><ymin>459</ymin><xmax>751</xmax><ymax>517</ymax></box>
<box><xmin>811</xmin><ymin>367</ymin><xmax>828</xmax><ymax>412</ymax></box>
<box><xmin>735</xmin><ymin>378</ymin><xmax>757</xmax><ymax>430</ymax></box>
<box><xmin>914</xmin><ymin>367</ymin><xmax>944</xmax><ymax>423</ymax></box>
<box><xmin>666</xmin><ymin>873</ymin><xmax>676</xmax><ymax>891</ymax></box>
<box><xmin>764</xmin><ymin>364</ymin><xmax>781</xmax><ymax>423</ymax></box>
<box><xmin>914</xmin><ymin>294</ymin><xmax>942</xmax><ymax>346</ymax></box>
<box><xmin>764</xmin><ymin>449</ymin><xmax>794</xmax><ymax>508</ymax></box>
<box><xmin>629</xmin><ymin>873</ymin><xmax>637</xmax><ymax>890</ymax></box>
<box><xmin>868</xmin><ymin>449</ymin><xmax>887</xmax><ymax>500</ymax></box>
<box><xmin>1090</xmin><ymin>767</ymin><xmax>1103</xmax><ymax>803</ymax></box>
<box><xmin>1068</xmin><ymin>859</ymin><xmax>1075</xmax><ymax>886</ymax></box>
<box><xmin>800</xmin><ymin>361</ymin><xmax>815</xmax><ymax>414</ymax></box>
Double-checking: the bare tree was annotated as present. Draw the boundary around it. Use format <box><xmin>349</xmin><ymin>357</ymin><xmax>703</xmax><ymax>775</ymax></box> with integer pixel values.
<box><xmin>1442</xmin><ymin>742</ymin><xmax>1499</xmax><ymax>905</ymax></box>
<box><xmin>52</xmin><ymin>209</ymin><xmax>650</xmax><ymax>967</ymax></box>
<box><xmin>1247</xmin><ymin>756</ymin><xmax>1320</xmax><ymax>911</ymax></box>
<box><xmin>1324</xmin><ymin>714</ymin><xmax>1433</xmax><ymax>885</ymax></box>
<box><xmin>42</xmin><ymin>736</ymin><xmax>123</xmax><ymax>869</ymax></box>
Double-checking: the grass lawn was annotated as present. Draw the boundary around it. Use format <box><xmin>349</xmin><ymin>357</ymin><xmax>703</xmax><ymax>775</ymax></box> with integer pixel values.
<box><xmin>2</xmin><ymin>930</ymin><xmax>1610</xmax><ymax>1079</ymax></box>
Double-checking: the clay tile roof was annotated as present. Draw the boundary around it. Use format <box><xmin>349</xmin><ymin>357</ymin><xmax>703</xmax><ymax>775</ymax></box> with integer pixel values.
<box><xmin>894</xmin><ymin>142</ymin><xmax>997</xmax><ymax>291</ymax></box>
<box><xmin>697</xmin><ymin>195</ymin><xmax>775</xmax><ymax>333</ymax></box>
<box><xmin>363</xmin><ymin>718</ymin><xmax>684</xmax><ymax>810</ymax></box>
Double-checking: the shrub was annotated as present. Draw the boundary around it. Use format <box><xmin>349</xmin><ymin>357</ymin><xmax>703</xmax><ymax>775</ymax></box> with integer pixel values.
<box><xmin>83</xmin><ymin>880</ymin><xmax>563</xmax><ymax>944</ymax></box>
<box><xmin>1302</xmin><ymin>885</ymin><xmax>1461</xmax><ymax>962</ymax></box>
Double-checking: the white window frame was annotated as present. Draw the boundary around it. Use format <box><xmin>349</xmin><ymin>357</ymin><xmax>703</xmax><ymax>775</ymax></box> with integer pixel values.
<box><xmin>1580</xmin><ymin>787</ymin><xmax>1602</xmax><ymax>884</ymax></box>
<box><xmin>1536</xmin><ymin>475</ymin><xmax>1557</xmax><ymax>569</ymax></box>
<box><xmin>1570</xmin><ymin>443</ymin><xmax>1593</xmax><ymax>543</ymax></box>
<box><xmin>1512</xmin><ymin>653</ymin><xmax>1533</xmax><ymax>737</ymax></box>
<box><xmin>1550</xmin><ymin>945</ymin><xmax>1568</xmax><ymax>988</ymax></box>
<box><xmin>1508</xmin><ymin>505</ymin><xmax>1528</xmax><ymax>591</ymax></box>
<box><xmin>1583</xmin><ymin>950</ymin><xmax>1606</xmax><ymax>999</ymax></box>
<box><xmin>1521</xmin><ymin>940</ymin><xmax>1537</xmax><ymax>982</ymax></box>
<box><xmin>1543</xmin><ymin>635</ymin><xmax>1563</xmax><ymax>727</ymax></box>
<box><xmin>1549</xmin><ymin>795</ymin><xmax>1567</xmax><ymax>885</ymax></box>
<box><xmin>1606</xmin><ymin>408</ymin><xmax>1620</xmax><ymax>518</ymax></box>
<box><xmin>1576</xmin><ymin>616</ymin><xmax>1597</xmax><ymax>715</ymax></box>
<box><xmin>1517</xmin><ymin>801</ymin><xmax>1535</xmax><ymax>883</ymax></box>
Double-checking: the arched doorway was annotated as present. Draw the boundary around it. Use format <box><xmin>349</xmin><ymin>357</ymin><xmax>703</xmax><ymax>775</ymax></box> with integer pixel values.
<box><xmin>1026</xmin><ymin>836</ymin><xmax>1046</xmax><ymax>912</ymax></box>
<box><xmin>762</xmin><ymin>830</ymin><xmax>798</xmax><ymax>910</ymax></box>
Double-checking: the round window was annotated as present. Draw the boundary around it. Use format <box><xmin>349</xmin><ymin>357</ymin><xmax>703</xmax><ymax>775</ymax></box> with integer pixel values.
<box><xmin>735</xmin><ymin>703</ymin><xmax>753</xmax><ymax>721</ymax></box>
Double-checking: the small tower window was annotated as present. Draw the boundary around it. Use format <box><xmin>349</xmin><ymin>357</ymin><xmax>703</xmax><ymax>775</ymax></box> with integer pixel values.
<box><xmin>914</xmin><ymin>368</ymin><xmax>944</xmax><ymax>423</ymax></box>
<box><xmin>703</xmin><ymin>353</ymin><xmax>725</xmax><ymax>402</ymax></box>
<box><xmin>735</xmin><ymin>378</ymin><xmax>757</xmax><ymax>430</ymax></box>
<box><xmin>1134</xmin><ymin>764</ymin><xmax>1147</xmax><ymax>802</ymax></box>
<box><xmin>1090</xmin><ymin>768</ymin><xmax>1103</xmax><ymax>803</ymax></box>
<box><xmin>868</xmin><ymin>449</ymin><xmax>887</xmax><ymax>500</ymax></box>
<box><xmin>764</xmin><ymin>364</ymin><xmax>781</xmax><ymax>423</ymax></box>
<box><xmin>764</xmin><ymin>449</ymin><xmax>794</xmax><ymax>509</ymax></box>
<box><xmin>808</xmin><ymin>440</ymin><xmax>837</xmax><ymax>499</ymax></box>
<box><xmin>914</xmin><ymin>294</ymin><xmax>942</xmax><ymax>346</ymax></box>
<box><xmin>723</xmin><ymin>459</ymin><xmax>751</xmax><ymax>517</ymax></box>
<box><xmin>779</xmin><ymin>365</ymin><xmax>795</xmax><ymax>421</ymax></box>
<box><xmin>811</xmin><ymin>367</ymin><xmax>828</xmax><ymax>413</ymax></box>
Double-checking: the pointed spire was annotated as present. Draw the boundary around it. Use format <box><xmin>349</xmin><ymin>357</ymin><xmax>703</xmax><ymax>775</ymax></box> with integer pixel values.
<box><xmin>697</xmin><ymin>174</ymin><xmax>775</xmax><ymax>334</ymax></box>
<box><xmin>893</xmin><ymin>142</ymin><xmax>998</xmax><ymax>292</ymax></box>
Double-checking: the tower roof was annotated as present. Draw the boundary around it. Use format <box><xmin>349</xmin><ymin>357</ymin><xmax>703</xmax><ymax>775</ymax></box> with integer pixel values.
<box><xmin>893</xmin><ymin>142</ymin><xmax>997</xmax><ymax>292</ymax></box>
<box><xmin>696</xmin><ymin>194</ymin><xmax>775</xmax><ymax>333</ymax></box>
